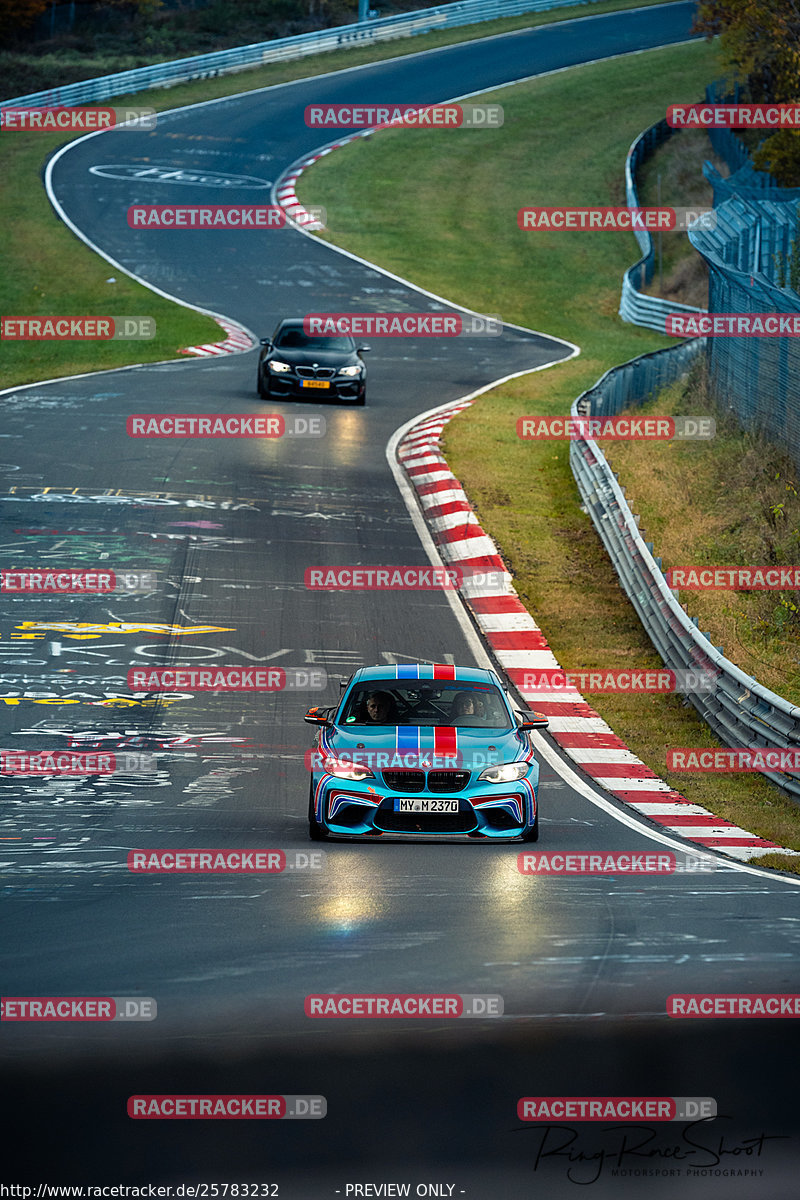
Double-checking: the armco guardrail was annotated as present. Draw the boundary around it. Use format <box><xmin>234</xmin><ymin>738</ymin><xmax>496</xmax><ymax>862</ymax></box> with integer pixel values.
<box><xmin>569</xmin><ymin>343</ymin><xmax>800</xmax><ymax>802</ymax></box>
<box><xmin>618</xmin><ymin>118</ymin><xmax>706</xmax><ymax>332</ymax></box>
<box><xmin>0</xmin><ymin>0</ymin><xmax>600</xmax><ymax>109</ymax></box>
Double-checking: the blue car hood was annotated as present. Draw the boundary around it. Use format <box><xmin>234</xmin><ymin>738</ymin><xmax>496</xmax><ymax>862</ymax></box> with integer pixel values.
<box><xmin>321</xmin><ymin>724</ymin><xmax>529</xmax><ymax>769</ymax></box>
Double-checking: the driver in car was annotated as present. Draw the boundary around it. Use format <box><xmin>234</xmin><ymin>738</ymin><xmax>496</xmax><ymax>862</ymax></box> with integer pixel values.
<box><xmin>364</xmin><ymin>691</ymin><xmax>394</xmax><ymax>723</ymax></box>
<box><xmin>451</xmin><ymin>691</ymin><xmax>484</xmax><ymax>722</ymax></box>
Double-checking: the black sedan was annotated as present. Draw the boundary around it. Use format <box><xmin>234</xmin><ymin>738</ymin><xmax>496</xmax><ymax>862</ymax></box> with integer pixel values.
<box><xmin>257</xmin><ymin>318</ymin><xmax>370</xmax><ymax>405</ymax></box>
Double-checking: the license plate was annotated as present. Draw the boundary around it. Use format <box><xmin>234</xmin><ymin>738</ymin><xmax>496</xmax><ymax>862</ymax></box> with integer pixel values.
<box><xmin>301</xmin><ymin>379</ymin><xmax>330</xmax><ymax>389</ymax></box>
<box><xmin>394</xmin><ymin>798</ymin><xmax>459</xmax><ymax>813</ymax></box>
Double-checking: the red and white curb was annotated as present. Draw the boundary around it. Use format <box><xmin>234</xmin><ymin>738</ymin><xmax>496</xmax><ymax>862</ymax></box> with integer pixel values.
<box><xmin>181</xmin><ymin>315</ymin><xmax>257</xmax><ymax>358</ymax></box>
<box><xmin>398</xmin><ymin>401</ymin><xmax>797</xmax><ymax>864</ymax></box>
<box><xmin>274</xmin><ymin>131</ymin><xmax>373</xmax><ymax>229</ymax></box>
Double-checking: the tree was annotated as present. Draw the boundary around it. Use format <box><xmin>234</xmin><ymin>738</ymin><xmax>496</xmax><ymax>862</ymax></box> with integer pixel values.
<box><xmin>694</xmin><ymin>1</ymin><xmax>800</xmax><ymax>185</ymax></box>
<box><xmin>0</xmin><ymin>0</ymin><xmax>49</xmax><ymax>40</ymax></box>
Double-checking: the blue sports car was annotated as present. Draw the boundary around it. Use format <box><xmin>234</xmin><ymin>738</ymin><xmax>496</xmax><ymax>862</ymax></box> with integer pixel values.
<box><xmin>304</xmin><ymin>663</ymin><xmax>548</xmax><ymax>841</ymax></box>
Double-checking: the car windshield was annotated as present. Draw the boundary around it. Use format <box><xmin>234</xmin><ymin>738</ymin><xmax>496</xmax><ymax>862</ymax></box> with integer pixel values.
<box><xmin>275</xmin><ymin>329</ymin><xmax>353</xmax><ymax>352</ymax></box>
<box><xmin>339</xmin><ymin>682</ymin><xmax>512</xmax><ymax>728</ymax></box>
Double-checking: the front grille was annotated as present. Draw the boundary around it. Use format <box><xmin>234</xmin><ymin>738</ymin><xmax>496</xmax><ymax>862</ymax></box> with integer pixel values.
<box><xmin>381</xmin><ymin>769</ymin><xmax>470</xmax><ymax>793</ymax></box>
<box><xmin>375</xmin><ymin>808</ymin><xmax>477</xmax><ymax>834</ymax></box>
<box><xmin>382</xmin><ymin>770</ymin><xmax>425</xmax><ymax>792</ymax></box>
<box><xmin>427</xmin><ymin>770</ymin><xmax>470</xmax><ymax>793</ymax></box>
<box><xmin>296</xmin><ymin>366</ymin><xmax>336</xmax><ymax>379</ymax></box>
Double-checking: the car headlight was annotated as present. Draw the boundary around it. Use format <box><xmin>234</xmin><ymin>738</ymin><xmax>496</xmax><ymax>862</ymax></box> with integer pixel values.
<box><xmin>268</xmin><ymin>360</ymin><xmax>292</xmax><ymax>373</ymax></box>
<box><xmin>478</xmin><ymin>761</ymin><xmax>530</xmax><ymax>783</ymax></box>
<box><xmin>337</xmin><ymin>365</ymin><xmax>363</xmax><ymax>376</ymax></box>
<box><xmin>321</xmin><ymin>756</ymin><xmax>375</xmax><ymax>781</ymax></box>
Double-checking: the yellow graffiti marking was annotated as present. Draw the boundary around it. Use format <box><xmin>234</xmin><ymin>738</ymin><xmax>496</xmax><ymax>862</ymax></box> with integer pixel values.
<box><xmin>14</xmin><ymin>622</ymin><xmax>235</xmax><ymax>636</ymax></box>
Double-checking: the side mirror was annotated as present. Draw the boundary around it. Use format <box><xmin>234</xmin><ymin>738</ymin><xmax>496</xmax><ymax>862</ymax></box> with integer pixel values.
<box><xmin>517</xmin><ymin>710</ymin><xmax>549</xmax><ymax>731</ymax></box>
<box><xmin>260</xmin><ymin>338</ymin><xmax>272</xmax><ymax>348</ymax></box>
<box><xmin>356</xmin><ymin>345</ymin><xmax>372</xmax><ymax>354</ymax></box>
<box><xmin>304</xmin><ymin>706</ymin><xmax>334</xmax><ymax>726</ymax></box>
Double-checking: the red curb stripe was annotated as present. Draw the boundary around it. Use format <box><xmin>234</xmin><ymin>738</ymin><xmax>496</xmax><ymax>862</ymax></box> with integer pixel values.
<box><xmin>530</xmin><ymin>702</ymin><xmax>602</xmax><ymax>718</ymax></box>
<box><xmin>423</xmin><ymin>500</ymin><xmax>474</xmax><ymax>520</ymax></box>
<box><xmin>579</xmin><ymin>763</ymin><xmax>661</xmax><ymax>779</ymax></box>
<box><xmin>416</xmin><ymin>479</ymin><xmax>464</xmax><ymax>497</ymax></box>
<box><xmin>486</xmin><ymin>631</ymin><xmax>553</xmax><ymax>652</ymax></box>
<box><xmin>690</xmin><ymin>836</ymin><xmax>781</xmax><ymax>847</ymax></box>
<box><xmin>405</xmin><ymin>463</ymin><xmax>449</xmax><ymax>477</ymax></box>
<box><xmin>443</xmin><ymin>554</ymin><xmax>506</xmax><ymax>572</ymax></box>
<box><xmin>554</xmin><ymin>732</ymin><xmax>632</xmax><ymax>750</ymax></box>
<box><xmin>436</xmin><ymin>525</ymin><xmax>485</xmax><ymax>543</ymax></box>
<box><xmin>469</xmin><ymin>596</ymin><xmax>530</xmax><ymax>614</ymax></box>
<box><xmin>636</xmin><ymin>813</ymin><xmax>743</xmax><ymax>827</ymax></box>
<box><xmin>615</xmin><ymin>790</ymin><xmax>691</xmax><ymax>804</ymax></box>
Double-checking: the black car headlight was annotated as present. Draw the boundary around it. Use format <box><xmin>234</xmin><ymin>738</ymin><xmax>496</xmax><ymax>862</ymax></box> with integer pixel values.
<box><xmin>268</xmin><ymin>360</ymin><xmax>292</xmax><ymax>373</ymax></box>
<box><xmin>337</xmin><ymin>365</ymin><xmax>363</xmax><ymax>377</ymax></box>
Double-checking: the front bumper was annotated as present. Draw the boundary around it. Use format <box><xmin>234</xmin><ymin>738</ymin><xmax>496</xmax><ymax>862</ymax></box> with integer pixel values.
<box><xmin>262</xmin><ymin>371</ymin><xmax>364</xmax><ymax>402</ymax></box>
<box><xmin>311</xmin><ymin>774</ymin><xmax>537</xmax><ymax>840</ymax></box>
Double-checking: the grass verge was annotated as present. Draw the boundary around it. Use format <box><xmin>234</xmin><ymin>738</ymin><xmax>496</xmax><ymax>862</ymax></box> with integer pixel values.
<box><xmin>296</xmin><ymin>37</ymin><xmax>800</xmax><ymax>868</ymax></box>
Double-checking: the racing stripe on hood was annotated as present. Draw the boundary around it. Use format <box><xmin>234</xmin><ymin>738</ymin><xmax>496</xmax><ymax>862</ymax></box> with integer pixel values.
<box><xmin>434</xmin><ymin>726</ymin><xmax>458</xmax><ymax>760</ymax></box>
<box><xmin>397</xmin><ymin>726</ymin><xmax>421</xmax><ymax>757</ymax></box>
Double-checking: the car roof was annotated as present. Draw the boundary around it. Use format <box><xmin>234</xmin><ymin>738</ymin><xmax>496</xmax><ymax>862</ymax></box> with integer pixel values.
<box><xmin>346</xmin><ymin>664</ymin><xmax>502</xmax><ymax>686</ymax></box>
<box><xmin>272</xmin><ymin>317</ymin><xmax>355</xmax><ymax>343</ymax></box>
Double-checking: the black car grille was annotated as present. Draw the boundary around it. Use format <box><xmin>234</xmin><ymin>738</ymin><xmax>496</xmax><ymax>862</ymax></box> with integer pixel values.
<box><xmin>375</xmin><ymin>808</ymin><xmax>477</xmax><ymax>834</ymax></box>
<box><xmin>381</xmin><ymin>769</ymin><xmax>470</xmax><ymax>793</ymax></box>
<box><xmin>382</xmin><ymin>770</ymin><xmax>424</xmax><ymax>792</ymax></box>
<box><xmin>296</xmin><ymin>366</ymin><xmax>336</xmax><ymax>379</ymax></box>
<box><xmin>428</xmin><ymin>770</ymin><xmax>470</xmax><ymax>793</ymax></box>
